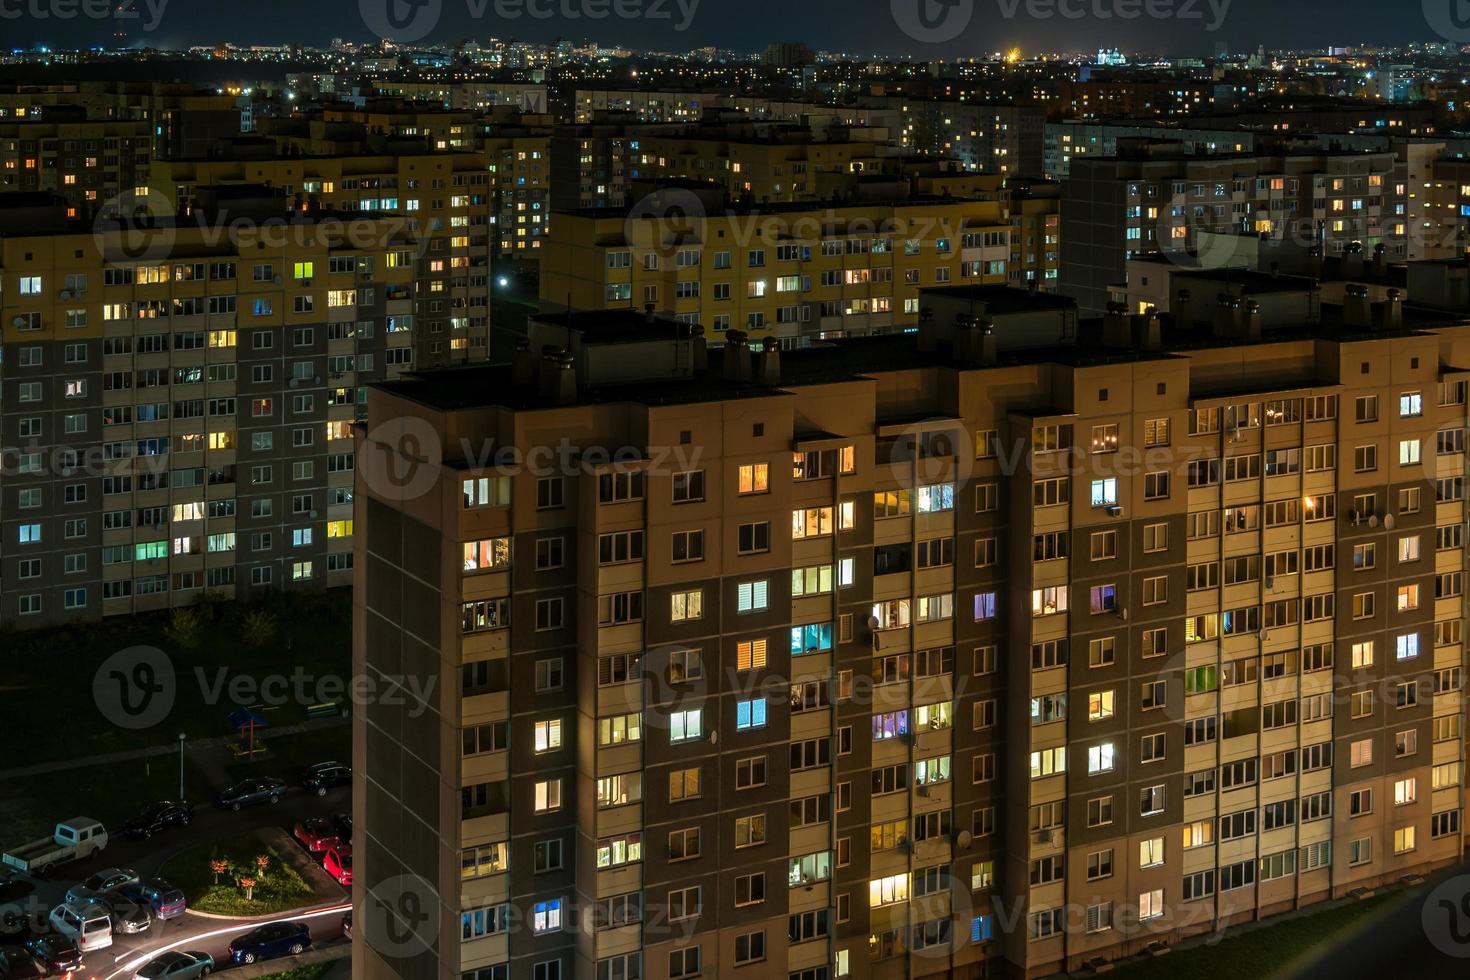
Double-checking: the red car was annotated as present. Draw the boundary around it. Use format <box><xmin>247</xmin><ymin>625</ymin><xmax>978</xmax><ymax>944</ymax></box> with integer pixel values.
<box><xmin>323</xmin><ymin>846</ymin><xmax>352</xmax><ymax>887</ymax></box>
<box><xmin>293</xmin><ymin>817</ymin><xmax>338</xmax><ymax>853</ymax></box>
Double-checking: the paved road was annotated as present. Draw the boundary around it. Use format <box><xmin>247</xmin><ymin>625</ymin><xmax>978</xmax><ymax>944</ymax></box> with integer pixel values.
<box><xmin>2</xmin><ymin>784</ymin><xmax>352</xmax><ymax>978</ymax></box>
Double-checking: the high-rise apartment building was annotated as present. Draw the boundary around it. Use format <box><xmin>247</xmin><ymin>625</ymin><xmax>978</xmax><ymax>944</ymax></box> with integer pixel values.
<box><xmin>540</xmin><ymin>191</ymin><xmax>1015</xmax><ymax>346</ymax></box>
<box><xmin>354</xmin><ymin>285</ymin><xmax>1470</xmax><ymax>980</ymax></box>
<box><xmin>0</xmin><ymin>195</ymin><xmax>459</xmax><ymax>628</ymax></box>
<box><xmin>878</xmin><ymin>101</ymin><xmax>1045</xmax><ymax>180</ymax></box>
<box><xmin>254</xmin><ymin>103</ymin><xmax>553</xmax><ymax>265</ymax></box>
<box><xmin>1061</xmin><ymin>144</ymin><xmax>1402</xmax><ymax>315</ymax></box>
<box><xmin>0</xmin><ymin>111</ymin><xmax>151</xmax><ymax>218</ymax></box>
<box><xmin>151</xmin><ymin>154</ymin><xmax>494</xmax><ymax>364</ymax></box>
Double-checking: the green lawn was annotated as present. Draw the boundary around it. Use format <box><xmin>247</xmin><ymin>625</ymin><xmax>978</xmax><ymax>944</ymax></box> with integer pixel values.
<box><xmin>0</xmin><ymin>592</ymin><xmax>351</xmax><ymax>765</ymax></box>
<box><xmin>1110</xmin><ymin>894</ymin><xmax>1394</xmax><ymax>980</ymax></box>
<box><xmin>159</xmin><ymin>831</ymin><xmax>317</xmax><ymax>917</ymax></box>
<box><xmin>0</xmin><ymin>756</ymin><xmax>205</xmax><ymax>844</ymax></box>
<box><xmin>255</xmin><ymin>965</ymin><xmax>337</xmax><ymax>980</ymax></box>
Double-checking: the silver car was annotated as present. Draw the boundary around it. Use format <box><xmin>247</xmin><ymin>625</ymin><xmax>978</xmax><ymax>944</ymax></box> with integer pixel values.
<box><xmin>97</xmin><ymin>893</ymin><xmax>151</xmax><ymax>934</ymax></box>
<box><xmin>64</xmin><ymin>868</ymin><xmax>139</xmax><ymax>907</ymax></box>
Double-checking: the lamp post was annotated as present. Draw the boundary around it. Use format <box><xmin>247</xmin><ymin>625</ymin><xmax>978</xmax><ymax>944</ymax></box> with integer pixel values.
<box><xmin>178</xmin><ymin>733</ymin><xmax>186</xmax><ymax>801</ymax></box>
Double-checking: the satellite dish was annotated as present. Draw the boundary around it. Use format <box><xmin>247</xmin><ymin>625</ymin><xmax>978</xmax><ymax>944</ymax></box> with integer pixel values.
<box><xmin>1383</xmin><ymin>513</ymin><xmax>1396</xmax><ymax>530</ymax></box>
<box><xmin>866</xmin><ymin>615</ymin><xmax>880</xmax><ymax>631</ymax></box>
<box><xmin>955</xmin><ymin>830</ymin><xmax>973</xmax><ymax>849</ymax></box>
<box><xmin>1368</xmin><ymin>515</ymin><xmax>1380</xmax><ymax>528</ymax></box>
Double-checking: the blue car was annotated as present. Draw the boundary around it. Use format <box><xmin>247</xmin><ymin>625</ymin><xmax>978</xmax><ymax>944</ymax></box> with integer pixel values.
<box><xmin>225</xmin><ymin>921</ymin><xmax>311</xmax><ymax>965</ymax></box>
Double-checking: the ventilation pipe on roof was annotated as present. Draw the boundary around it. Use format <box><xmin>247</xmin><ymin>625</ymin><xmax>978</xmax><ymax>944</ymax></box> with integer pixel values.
<box><xmin>512</xmin><ymin>337</ymin><xmax>534</xmax><ymax>390</ymax></box>
<box><xmin>723</xmin><ymin>330</ymin><xmax>751</xmax><ymax>382</ymax></box>
<box><xmin>537</xmin><ymin>346</ymin><xmax>564</xmax><ymax>400</ymax></box>
<box><xmin>1213</xmin><ymin>294</ymin><xmax>1241</xmax><ymax>339</ymax></box>
<box><xmin>554</xmin><ymin>353</ymin><xmax>578</xmax><ymax>406</ymax></box>
<box><xmin>916</xmin><ymin>308</ymin><xmax>937</xmax><ymax>352</ymax></box>
<box><xmin>1174</xmin><ymin>288</ymin><xmax>1196</xmax><ymax>330</ymax></box>
<box><xmin>1344</xmin><ymin>283</ymin><xmax>1372</xmax><ymax>327</ymax></box>
<box><xmin>1242</xmin><ymin>300</ymin><xmax>1262</xmax><ymax>342</ymax></box>
<box><xmin>1377</xmin><ymin>287</ymin><xmax>1403</xmax><ymax>331</ymax></box>
<box><xmin>758</xmin><ymin>341</ymin><xmax>782</xmax><ymax>385</ymax></box>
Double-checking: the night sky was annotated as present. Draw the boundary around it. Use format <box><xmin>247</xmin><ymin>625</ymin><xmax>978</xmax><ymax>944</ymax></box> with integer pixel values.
<box><xmin>1</xmin><ymin>0</ymin><xmax>1453</xmax><ymax>57</ymax></box>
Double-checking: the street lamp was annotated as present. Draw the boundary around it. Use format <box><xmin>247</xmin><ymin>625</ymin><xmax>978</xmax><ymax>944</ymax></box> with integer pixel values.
<box><xmin>178</xmin><ymin>733</ymin><xmax>186</xmax><ymax>801</ymax></box>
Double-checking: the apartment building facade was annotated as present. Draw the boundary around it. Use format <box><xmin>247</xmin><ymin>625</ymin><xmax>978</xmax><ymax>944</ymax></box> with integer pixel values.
<box><xmin>1061</xmin><ymin>146</ymin><xmax>1404</xmax><ymax>315</ymax></box>
<box><xmin>540</xmin><ymin>196</ymin><xmax>1015</xmax><ymax>346</ymax></box>
<box><xmin>0</xmin><ymin>114</ymin><xmax>152</xmax><ymax>218</ymax></box>
<box><xmin>151</xmin><ymin>153</ymin><xmax>494</xmax><ymax>363</ymax></box>
<box><xmin>0</xmin><ymin>204</ymin><xmax>449</xmax><ymax>628</ymax></box>
<box><xmin>353</xmin><ymin>292</ymin><xmax>1470</xmax><ymax>980</ymax></box>
<box><xmin>878</xmin><ymin>102</ymin><xmax>1045</xmax><ymax>180</ymax></box>
<box><xmin>251</xmin><ymin>108</ymin><xmax>554</xmax><ymax>265</ymax></box>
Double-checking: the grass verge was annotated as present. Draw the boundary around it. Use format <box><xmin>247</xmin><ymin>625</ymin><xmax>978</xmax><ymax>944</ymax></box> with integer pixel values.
<box><xmin>254</xmin><ymin>966</ymin><xmax>336</xmax><ymax>980</ymax></box>
<box><xmin>1110</xmin><ymin>893</ymin><xmax>1394</xmax><ymax>980</ymax></box>
<box><xmin>159</xmin><ymin>830</ymin><xmax>316</xmax><ymax>917</ymax></box>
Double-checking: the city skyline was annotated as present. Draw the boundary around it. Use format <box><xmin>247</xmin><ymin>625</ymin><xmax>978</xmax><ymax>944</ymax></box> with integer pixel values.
<box><xmin>2</xmin><ymin>0</ymin><xmax>1469</xmax><ymax>60</ymax></box>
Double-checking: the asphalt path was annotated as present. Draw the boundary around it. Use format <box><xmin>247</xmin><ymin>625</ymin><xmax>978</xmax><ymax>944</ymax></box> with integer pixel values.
<box><xmin>2</xmin><ymin>785</ymin><xmax>352</xmax><ymax>979</ymax></box>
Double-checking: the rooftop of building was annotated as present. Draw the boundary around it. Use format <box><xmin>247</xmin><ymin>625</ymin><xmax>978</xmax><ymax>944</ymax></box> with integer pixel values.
<box><xmin>375</xmin><ymin>300</ymin><xmax>1462</xmax><ymax>416</ymax></box>
<box><xmin>556</xmin><ymin>192</ymin><xmax>1003</xmax><ymax>220</ymax></box>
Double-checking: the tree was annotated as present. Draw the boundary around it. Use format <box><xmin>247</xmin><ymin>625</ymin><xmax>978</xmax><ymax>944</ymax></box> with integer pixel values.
<box><xmin>255</xmin><ymin>854</ymin><xmax>271</xmax><ymax>879</ymax></box>
<box><xmin>239</xmin><ymin>876</ymin><xmax>257</xmax><ymax>902</ymax></box>
<box><xmin>240</xmin><ymin>608</ymin><xmax>278</xmax><ymax>648</ymax></box>
<box><xmin>210</xmin><ymin>858</ymin><xmax>228</xmax><ymax>885</ymax></box>
<box><xmin>165</xmin><ymin>606</ymin><xmax>205</xmax><ymax>650</ymax></box>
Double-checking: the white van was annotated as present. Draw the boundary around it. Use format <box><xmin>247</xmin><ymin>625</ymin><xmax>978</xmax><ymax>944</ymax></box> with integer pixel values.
<box><xmin>48</xmin><ymin>900</ymin><xmax>113</xmax><ymax>952</ymax></box>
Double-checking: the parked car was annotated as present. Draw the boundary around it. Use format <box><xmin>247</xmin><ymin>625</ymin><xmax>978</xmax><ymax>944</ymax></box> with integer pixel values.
<box><xmin>216</xmin><ymin>778</ymin><xmax>286</xmax><ymax>812</ymax></box>
<box><xmin>0</xmin><ymin>947</ymin><xmax>45</xmax><ymax>980</ymax></box>
<box><xmin>292</xmin><ymin>817</ymin><xmax>337</xmax><ymax>853</ymax></box>
<box><xmin>225</xmin><ymin>921</ymin><xmax>311</xmax><ymax>965</ymax></box>
<box><xmin>115</xmin><ymin>879</ymin><xmax>186</xmax><ymax>920</ymax></box>
<box><xmin>300</xmin><ymin>762</ymin><xmax>351</xmax><ymax>797</ymax></box>
<box><xmin>322</xmin><ymin>846</ymin><xmax>352</xmax><ymax>887</ymax></box>
<box><xmin>64</xmin><ymin>868</ymin><xmax>138</xmax><ymax>907</ymax></box>
<box><xmin>96</xmin><ymin>894</ymin><xmax>151</xmax><ymax>935</ymax></box>
<box><xmin>46</xmin><ymin>902</ymin><xmax>112</xmax><ymax>953</ymax></box>
<box><xmin>134</xmin><ymin>949</ymin><xmax>214</xmax><ymax>979</ymax></box>
<box><xmin>121</xmin><ymin>802</ymin><xmax>193</xmax><ymax>841</ymax></box>
<box><xmin>21</xmin><ymin>935</ymin><xmax>82</xmax><ymax>976</ymax></box>
<box><xmin>2</xmin><ymin>821</ymin><xmax>108</xmax><ymax>876</ymax></box>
